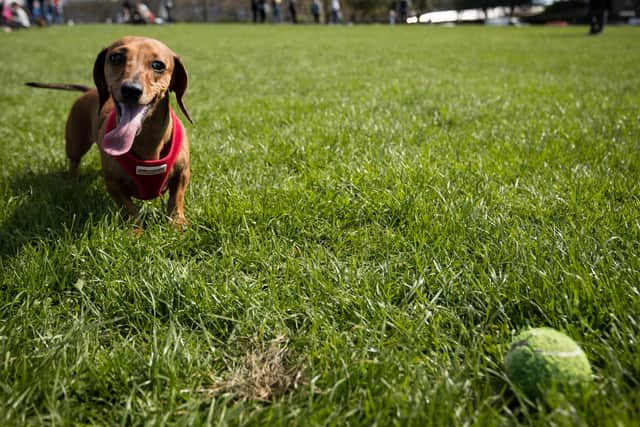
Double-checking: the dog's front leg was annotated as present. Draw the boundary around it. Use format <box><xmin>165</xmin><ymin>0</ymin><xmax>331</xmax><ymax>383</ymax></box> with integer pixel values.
<box><xmin>104</xmin><ymin>177</ymin><xmax>140</xmax><ymax>220</ymax></box>
<box><xmin>167</xmin><ymin>167</ymin><xmax>190</xmax><ymax>227</ymax></box>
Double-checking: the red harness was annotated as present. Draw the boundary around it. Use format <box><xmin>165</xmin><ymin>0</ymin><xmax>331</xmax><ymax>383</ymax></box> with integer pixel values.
<box><xmin>104</xmin><ymin>108</ymin><xmax>184</xmax><ymax>200</ymax></box>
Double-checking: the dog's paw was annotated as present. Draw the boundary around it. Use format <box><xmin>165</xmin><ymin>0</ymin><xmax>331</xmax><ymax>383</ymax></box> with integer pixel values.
<box><xmin>170</xmin><ymin>215</ymin><xmax>189</xmax><ymax>231</ymax></box>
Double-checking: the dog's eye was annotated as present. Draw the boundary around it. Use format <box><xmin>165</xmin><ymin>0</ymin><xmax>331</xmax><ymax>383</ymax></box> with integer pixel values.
<box><xmin>109</xmin><ymin>53</ymin><xmax>125</xmax><ymax>66</ymax></box>
<box><xmin>151</xmin><ymin>61</ymin><xmax>166</xmax><ymax>72</ymax></box>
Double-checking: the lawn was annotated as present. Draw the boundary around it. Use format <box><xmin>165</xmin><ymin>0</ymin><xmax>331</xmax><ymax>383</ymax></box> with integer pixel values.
<box><xmin>1</xmin><ymin>23</ymin><xmax>639</xmax><ymax>425</ymax></box>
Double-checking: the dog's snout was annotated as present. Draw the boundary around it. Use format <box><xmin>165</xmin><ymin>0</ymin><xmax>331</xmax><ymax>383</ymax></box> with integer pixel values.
<box><xmin>120</xmin><ymin>82</ymin><xmax>143</xmax><ymax>103</ymax></box>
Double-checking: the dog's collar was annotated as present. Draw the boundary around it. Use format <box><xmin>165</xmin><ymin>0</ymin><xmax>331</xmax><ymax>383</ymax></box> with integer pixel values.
<box><xmin>105</xmin><ymin>108</ymin><xmax>185</xmax><ymax>200</ymax></box>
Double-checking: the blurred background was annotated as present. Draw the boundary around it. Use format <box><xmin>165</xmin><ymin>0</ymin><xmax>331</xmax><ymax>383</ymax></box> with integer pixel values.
<box><xmin>7</xmin><ymin>0</ymin><xmax>640</xmax><ymax>26</ymax></box>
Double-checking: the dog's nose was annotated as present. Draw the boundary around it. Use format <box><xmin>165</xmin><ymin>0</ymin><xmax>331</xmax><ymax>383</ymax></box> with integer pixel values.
<box><xmin>120</xmin><ymin>82</ymin><xmax>143</xmax><ymax>103</ymax></box>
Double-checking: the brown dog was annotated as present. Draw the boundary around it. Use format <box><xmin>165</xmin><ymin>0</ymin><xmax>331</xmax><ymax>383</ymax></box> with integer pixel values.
<box><xmin>27</xmin><ymin>36</ymin><xmax>193</xmax><ymax>225</ymax></box>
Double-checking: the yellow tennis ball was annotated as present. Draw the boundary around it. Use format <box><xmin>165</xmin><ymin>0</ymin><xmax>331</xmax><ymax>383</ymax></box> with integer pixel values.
<box><xmin>505</xmin><ymin>327</ymin><xmax>592</xmax><ymax>401</ymax></box>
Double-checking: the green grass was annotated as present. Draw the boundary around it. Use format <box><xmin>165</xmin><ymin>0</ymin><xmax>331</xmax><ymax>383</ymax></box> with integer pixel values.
<box><xmin>1</xmin><ymin>23</ymin><xmax>639</xmax><ymax>425</ymax></box>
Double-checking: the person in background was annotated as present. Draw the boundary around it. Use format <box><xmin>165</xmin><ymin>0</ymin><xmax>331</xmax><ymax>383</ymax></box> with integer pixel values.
<box><xmin>251</xmin><ymin>0</ymin><xmax>258</xmax><ymax>22</ymax></box>
<box><xmin>259</xmin><ymin>0</ymin><xmax>267</xmax><ymax>22</ymax></box>
<box><xmin>42</xmin><ymin>0</ymin><xmax>53</xmax><ymax>24</ymax></box>
<box><xmin>2</xmin><ymin>1</ymin><xmax>12</xmax><ymax>30</ymax></box>
<box><xmin>271</xmin><ymin>0</ymin><xmax>281</xmax><ymax>23</ymax></box>
<box><xmin>311</xmin><ymin>0</ymin><xmax>320</xmax><ymax>23</ymax></box>
<box><xmin>164</xmin><ymin>0</ymin><xmax>173</xmax><ymax>22</ymax></box>
<box><xmin>53</xmin><ymin>0</ymin><xmax>62</xmax><ymax>24</ymax></box>
<box><xmin>330</xmin><ymin>0</ymin><xmax>340</xmax><ymax>24</ymax></box>
<box><xmin>588</xmin><ymin>0</ymin><xmax>608</xmax><ymax>34</ymax></box>
<box><xmin>8</xmin><ymin>1</ymin><xmax>31</xmax><ymax>29</ymax></box>
<box><xmin>288</xmin><ymin>0</ymin><xmax>296</xmax><ymax>23</ymax></box>
<box><xmin>398</xmin><ymin>0</ymin><xmax>408</xmax><ymax>23</ymax></box>
<box><xmin>136</xmin><ymin>0</ymin><xmax>155</xmax><ymax>23</ymax></box>
<box><xmin>119</xmin><ymin>0</ymin><xmax>132</xmax><ymax>22</ymax></box>
<box><xmin>31</xmin><ymin>0</ymin><xmax>41</xmax><ymax>24</ymax></box>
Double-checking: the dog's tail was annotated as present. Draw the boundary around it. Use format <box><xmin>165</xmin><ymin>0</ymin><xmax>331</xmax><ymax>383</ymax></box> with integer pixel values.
<box><xmin>25</xmin><ymin>82</ymin><xmax>92</xmax><ymax>92</ymax></box>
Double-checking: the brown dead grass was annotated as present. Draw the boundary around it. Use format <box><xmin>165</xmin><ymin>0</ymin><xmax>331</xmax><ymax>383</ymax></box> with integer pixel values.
<box><xmin>201</xmin><ymin>335</ymin><xmax>304</xmax><ymax>402</ymax></box>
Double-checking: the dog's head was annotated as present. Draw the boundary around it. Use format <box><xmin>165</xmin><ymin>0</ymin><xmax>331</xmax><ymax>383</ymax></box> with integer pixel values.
<box><xmin>94</xmin><ymin>36</ymin><xmax>192</xmax><ymax>155</ymax></box>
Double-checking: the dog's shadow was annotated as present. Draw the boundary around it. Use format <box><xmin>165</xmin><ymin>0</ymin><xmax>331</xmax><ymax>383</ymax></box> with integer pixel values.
<box><xmin>0</xmin><ymin>168</ymin><xmax>112</xmax><ymax>258</ymax></box>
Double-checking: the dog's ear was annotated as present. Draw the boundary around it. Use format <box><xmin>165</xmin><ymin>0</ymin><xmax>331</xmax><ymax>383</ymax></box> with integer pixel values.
<box><xmin>93</xmin><ymin>48</ymin><xmax>109</xmax><ymax>110</ymax></box>
<box><xmin>170</xmin><ymin>56</ymin><xmax>193</xmax><ymax>124</ymax></box>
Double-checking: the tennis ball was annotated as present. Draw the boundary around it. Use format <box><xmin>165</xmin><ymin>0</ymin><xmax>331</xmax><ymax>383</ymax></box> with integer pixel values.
<box><xmin>505</xmin><ymin>327</ymin><xmax>592</xmax><ymax>401</ymax></box>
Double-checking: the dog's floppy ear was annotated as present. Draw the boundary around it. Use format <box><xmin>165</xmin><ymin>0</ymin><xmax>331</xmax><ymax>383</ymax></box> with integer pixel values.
<box><xmin>170</xmin><ymin>56</ymin><xmax>193</xmax><ymax>124</ymax></box>
<box><xmin>93</xmin><ymin>48</ymin><xmax>109</xmax><ymax>110</ymax></box>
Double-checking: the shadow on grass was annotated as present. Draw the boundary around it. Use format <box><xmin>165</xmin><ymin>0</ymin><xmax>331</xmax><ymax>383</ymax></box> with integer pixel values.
<box><xmin>0</xmin><ymin>168</ymin><xmax>112</xmax><ymax>258</ymax></box>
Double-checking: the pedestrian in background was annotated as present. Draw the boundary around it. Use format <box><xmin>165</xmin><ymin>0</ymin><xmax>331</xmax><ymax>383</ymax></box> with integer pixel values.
<box><xmin>164</xmin><ymin>0</ymin><xmax>173</xmax><ymax>22</ymax></box>
<box><xmin>288</xmin><ymin>0</ymin><xmax>297</xmax><ymax>23</ymax></box>
<box><xmin>271</xmin><ymin>0</ymin><xmax>281</xmax><ymax>23</ymax></box>
<box><xmin>330</xmin><ymin>0</ymin><xmax>340</xmax><ymax>24</ymax></box>
<box><xmin>311</xmin><ymin>0</ymin><xmax>320</xmax><ymax>23</ymax></box>
<box><xmin>251</xmin><ymin>0</ymin><xmax>258</xmax><ymax>22</ymax></box>
<box><xmin>259</xmin><ymin>0</ymin><xmax>267</xmax><ymax>22</ymax></box>
<box><xmin>588</xmin><ymin>0</ymin><xmax>608</xmax><ymax>34</ymax></box>
<box><xmin>398</xmin><ymin>0</ymin><xmax>408</xmax><ymax>23</ymax></box>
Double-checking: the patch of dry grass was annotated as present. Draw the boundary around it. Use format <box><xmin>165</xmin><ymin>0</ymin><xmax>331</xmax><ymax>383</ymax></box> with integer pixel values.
<box><xmin>201</xmin><ymin>336</ymin><xmax>304</xmax><ymax>402</ymax></box>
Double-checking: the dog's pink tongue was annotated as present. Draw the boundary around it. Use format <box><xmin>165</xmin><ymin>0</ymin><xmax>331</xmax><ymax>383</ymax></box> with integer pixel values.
<box><xmin>102</xmin><ymin>104</ymin><xmax>146</xmax><ymax>156</ymax></box>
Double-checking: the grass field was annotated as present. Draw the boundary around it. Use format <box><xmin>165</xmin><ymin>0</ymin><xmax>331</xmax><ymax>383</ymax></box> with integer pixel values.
<box><xmin>1</xmin><ymin>23</ymin><xmax>639</xmax><ymax>425</ymax></box>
